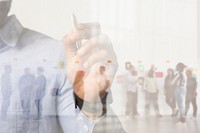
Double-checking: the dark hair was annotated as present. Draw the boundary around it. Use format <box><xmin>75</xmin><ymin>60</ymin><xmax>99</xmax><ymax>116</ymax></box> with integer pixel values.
<box><xmin>176</xmin><ymin>62</ymin><xmax>186</xmax><ymax>72</ymax></box>
<box><xmin>166</xmin><ymin>68</ymin><xmax>174</xmax><ymax>79</ymax></box>
<box><xmin>167</xmin><ymin>68</ymin><xmax>174</xmax><ymax>74</ymax></box>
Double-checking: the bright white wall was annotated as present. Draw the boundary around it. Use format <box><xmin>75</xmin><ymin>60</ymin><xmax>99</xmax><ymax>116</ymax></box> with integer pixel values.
<box><xmin>91</xmin><ymin>0</ymin><xmax>198</xmax><ymax>72</ymax></box>
<box><xmin>10</xmin><ymin>0</ymin><xmax>94</xmax><ymax>39</ymax></box>
<box><xmin>90</xmin><ymin>0</ymin><xmax>198</xmax><ymax>115</ymax></box>
<box><xmin>8</xmin><ymin>0</ymin><xmax>199</xmax><ymax>116</ymax></box>
<box><xmin>198</xmin><ymin>0</ymin><xmax>200</xmax><ymax>70</ymax></box>
<box><xmin>10</xmin><ymin>0</ymin><xmax>198</xmax><ymax>72</ymax></box>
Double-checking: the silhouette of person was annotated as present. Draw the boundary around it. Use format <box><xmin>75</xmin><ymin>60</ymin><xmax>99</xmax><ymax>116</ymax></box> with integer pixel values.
<box><xmin>145</xmin><ymin>69</ymin><xmax>162</xmax><ymax>117</ymax></box>
<box><xmin>18</xmin><ymin>67</ymin><xmax>35</xmax><ymax>118</ymax></box>
<box><xmin>172</xmin><ymin>62</ymin><xmax>187</xmax><ymax>123</ymax></box>
<box><xmin>1</xmin><ymin>65</ymin><xmax>12</xmax><ymax>121</ymax></box>
<box><xmin>185</xmin><ymin>69</ymin><xmax>198</xmax><ymax>118</ymax></box>
<box><xmin>164</xmin><ymin>68</ymin><xmax>177</xmax><ymax>116</ymax></box>
<box><xmin>33</xmin><ymin>67</ymin><xmax>46</xmax><ymax>119</ymax></box>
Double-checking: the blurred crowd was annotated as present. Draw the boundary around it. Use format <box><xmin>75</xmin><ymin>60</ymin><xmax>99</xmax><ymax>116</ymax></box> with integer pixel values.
<box><xmin>123</xmin><ymin>62</ymin><xmax>198</xmax><ymax>123</ymax></box>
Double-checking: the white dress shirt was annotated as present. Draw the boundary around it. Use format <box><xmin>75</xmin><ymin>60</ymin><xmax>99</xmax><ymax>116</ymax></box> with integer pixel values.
<box><xmin>0</xmin><ymin>15</ymin><xmax>97</xmax><ymax>133</ymax></box>
<box><xmin>0</xmin><ymin>15</ymin><xmax>126</xmax><ymax>133</ymax></box>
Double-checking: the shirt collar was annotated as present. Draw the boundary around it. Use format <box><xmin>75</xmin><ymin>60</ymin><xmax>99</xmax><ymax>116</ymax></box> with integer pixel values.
<box><xmin>0</xmin><ymin>15</ymin><xmax>23</xmax><ymax>47</ymax></box>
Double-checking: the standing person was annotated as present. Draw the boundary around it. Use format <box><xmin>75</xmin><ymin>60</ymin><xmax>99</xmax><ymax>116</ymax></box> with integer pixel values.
<box><xmin>171</xmin><ymin>62</ymin><xmax>187</xmax><ymax>123</ymax></box>
<box><xmin>0</xmin><ymin>1</ymin><xmax>125</xmax><ymax>132</ymax></box>
<box><xmin>185</xmin><ymin>69</ymin><xmax>198</xmax><ymax>118</ymax></box>
<box><xmin>1</xmin><ymin>65</ymin><xmax>12</xmax><ymax>121</ymax></box>
<box><xmin>164</xmin><ymin>68</ymin><xmax>177</xmax><ymax>116</ymax></box>
<box><xmin>18</xmin><ymin>67</ymin><xmax>35</xmax><ymax>133</ymax></box>
<box><xmin>33</xmin><ymin>67</ymin><xmax>47</xmax><ymax>119</ymax></box>
<box><xmin>125</xmin><ymin>65</ymin><xmax>139</xmax><ymax>116</ymax></box>
<box><xmin>18</xmin><ymin>68</ymin><xmax>35</xmax><ymax>119</ymax></box>
<box><xmin>145</xmin><ymin>69</ymin><xmax>162</xmax><ymax>117</ymax></box>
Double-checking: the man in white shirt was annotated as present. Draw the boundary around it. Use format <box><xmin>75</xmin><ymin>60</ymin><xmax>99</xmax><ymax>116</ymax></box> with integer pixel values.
<box><xmin>144</xmin><ymin>69</ymin><xmax>162</xmax><ymax>117</ymax></box>
<box><xmin>124</xmin><ymin>65</ymin><xmax>139</xmax><ymax>116</ymax></box>
<box><xmin>0</xmin><ymin>0</ymin><xmax>125</xmax><ymax>133</ymax></box>
<box><xmin>1</xmin><ymin>65</ymin><xmax>12</xmax><ymax>121</ymax></box>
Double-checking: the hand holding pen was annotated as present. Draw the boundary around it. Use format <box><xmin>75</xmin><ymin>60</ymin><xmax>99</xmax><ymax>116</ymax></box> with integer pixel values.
<box><xmin>63</xmin><ymin>14</ymin><xmax>118</xmax><ymax>102</ymax></box>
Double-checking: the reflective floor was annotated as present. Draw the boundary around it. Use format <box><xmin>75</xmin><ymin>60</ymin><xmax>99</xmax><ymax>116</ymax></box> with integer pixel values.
<box><xmin>120</xmin><ymin>115</ymin><xmax>200</xmax><ymax>133</ymax></box>
<box><xmin>112</xmin><ymin>83</ymin><xmax>200</xmax><ymax>133</ymax></box>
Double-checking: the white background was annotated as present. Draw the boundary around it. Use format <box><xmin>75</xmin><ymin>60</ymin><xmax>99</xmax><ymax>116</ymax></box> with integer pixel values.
<box><xmin>10</xmin><ymin>0</ymin><xmax>198</xmax><ymax>72</ymax></box>
<box><xmin>9</xmin><ymin>0</ymin><xmax>199</xmax><ymax>115</ymax></box>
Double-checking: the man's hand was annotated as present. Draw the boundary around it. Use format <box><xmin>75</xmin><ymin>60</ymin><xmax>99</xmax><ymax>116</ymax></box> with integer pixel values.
<box><xmin>63</xmin><ymin>23</ymin><xmax>118</xmax><ymax>103</ymax></box>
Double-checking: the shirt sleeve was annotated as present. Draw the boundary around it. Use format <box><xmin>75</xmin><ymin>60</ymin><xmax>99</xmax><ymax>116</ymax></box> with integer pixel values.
<box><xmin>55</xmin><ymin>70</ymin><xmax>96</xmax><ymax>133</ymax></box>
<box><xmin>56</xmin><ymin>69</ymin><xmax>125</xmax><ymax>133</ymax></box>
<box><xmin>55</xmin><ymin>44</ymin><xmax>125</xmax><ymax>133</ymax></box>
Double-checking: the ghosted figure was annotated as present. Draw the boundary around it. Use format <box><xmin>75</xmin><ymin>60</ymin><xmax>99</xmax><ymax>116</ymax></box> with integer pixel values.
<box><xmin>171</xmin><ymin>63</ymin><xmax>187</xmax><ymax>123</ymax></box>
<box><xmin>18</xmin><ymin>68</ymin><xmax>35</xmax><ymax>119</ymax></box>
<box><xmin>33</xmin><ymin>67</ymin><xmax>46</xmax><ymax>119</ymax></box>
<box><xmin>125</xmin><ymin>65</ymin><xmax>139</xmax><ymax>116</ymax></box>
<box><xmin>144</xmin><ymin>69</ymin><xmax>162</xmax><ymax>117</ymax></box>
<box><xmin>164</xmin><ymin>68</ymin><xmax>177</xmax><ymax>116</ymax></box>
<box><xmin>185</xmin><ymin>69</ymin><xmax>198</xmax><ymax>118</ymax></box>
<box><xmin>1</xmin><ymin>65</ymin><xmax>12</xmax><ymax>121</ymax></box>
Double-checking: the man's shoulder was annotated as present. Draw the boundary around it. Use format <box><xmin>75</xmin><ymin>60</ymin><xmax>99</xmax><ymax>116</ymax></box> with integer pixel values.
<box><xmin>15</xmin><ymin>28</ymin><xmax>65</xmax><ymax>56</ymax></box>
<box><xmin>20</xmin><ymin>28</ymin><xmax>59</xmax><ymax>43</ymax></box>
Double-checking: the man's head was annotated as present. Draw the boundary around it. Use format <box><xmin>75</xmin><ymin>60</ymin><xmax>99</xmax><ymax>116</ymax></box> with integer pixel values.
<box><xmin>129</xmin><ymin>66</ymin><xmax>137</xmax><ymax>76</ymax></box>
<box><xmin>0</xmin><ymin>0</ymin><xmax>12</xmax><ymax>26</ymax></box>
<box><xmin>37</xmin><ymin>67</ymin><xmax>44</xmax><ymax>75</ymax></box>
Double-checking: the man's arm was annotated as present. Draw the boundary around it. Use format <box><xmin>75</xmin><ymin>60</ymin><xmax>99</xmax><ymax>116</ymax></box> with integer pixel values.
<box><xmin>56</xmin><ymin>72</ymin><xmax>125</xmax><ymax>133</ymax></box>
<box><xmin>58</xmin><ymin>21</ymin><xmax>125</xmax><ymax>132</ymax></box>
<box><xmin>63</xmin><ymin>22</ymin><xmax>118</xmax><ymax>113</ymax></box>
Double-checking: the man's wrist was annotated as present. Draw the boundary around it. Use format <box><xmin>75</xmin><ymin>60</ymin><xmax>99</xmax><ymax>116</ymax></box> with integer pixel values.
<box><xmin>74</xmin><ymin>92</ymin><xmax>108</xmax><ymax>118</ymax></box>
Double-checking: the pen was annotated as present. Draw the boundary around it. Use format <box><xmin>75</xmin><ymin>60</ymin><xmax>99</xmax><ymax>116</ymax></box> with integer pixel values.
<box><xmin>72</xmin><ymin>14</ymin><xmax>112</xmax><ymax>66</ymax></box>
<box><xmin>72</xmin><ymin>13</ymin><xmax>82</xmax><ymax>49</ymax></box>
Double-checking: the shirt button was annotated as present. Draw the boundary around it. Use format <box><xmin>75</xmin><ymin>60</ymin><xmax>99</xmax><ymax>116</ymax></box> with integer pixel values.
<box><xmin>84</xmin><ymin>125</ymin><xmax>89</xmax><ymax>132</ymax></box>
